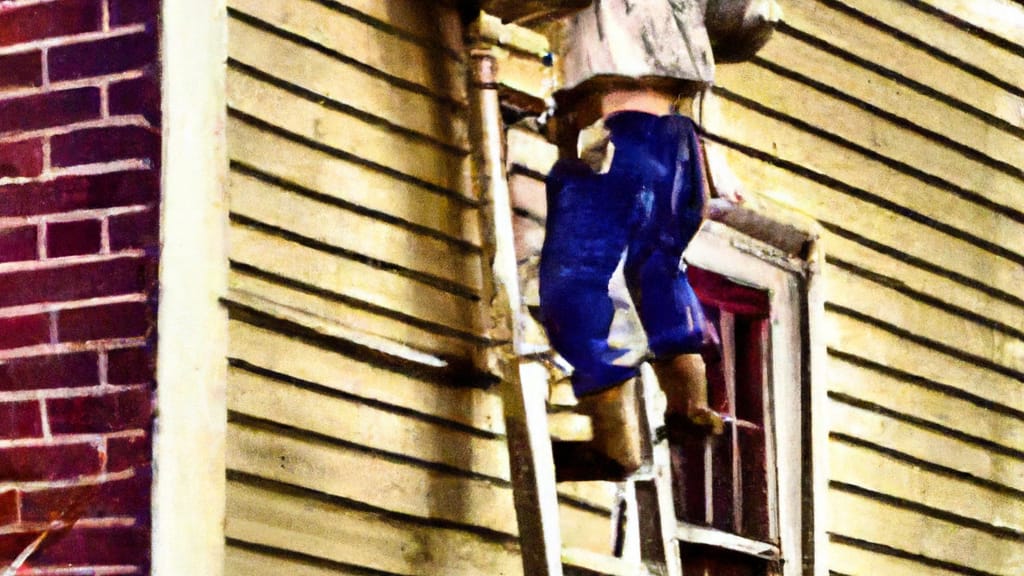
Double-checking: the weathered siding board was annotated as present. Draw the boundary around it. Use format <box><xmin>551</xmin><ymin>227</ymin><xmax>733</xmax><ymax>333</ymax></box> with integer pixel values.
<box><xmin>228</xmin><ymin>119</ymin><xmax>481</xmax><ymax>246</ymax></box>
<box><xmin>229</xmin><ymin>320</ymin><xmax>505</xmax><ymax>435</ymax></box>
<box><xmin>227</xmin><ymin>544</ymin><xmax>375</xmax><ymax>576</ymax></box>
<box><xmin>714</xmin><ymin>66</ymin><xmax>1024</xmax><ymax>220</ymax></box>
<box><xmin>228</xmin><ymin>16</ymin><xmax>469</xmax><ymax>151</ymax></box>
<box><xmin>228</xmin><ymin>169</ymin><xmax>484</xmax><ymax>292</ymax></box>
<box><xmin>228</xmin><ymin>0</ymin><xmax>468</xmax><ymax>103</ymax></box>
<box><xmin>707</xmin><ymin>1</ymin><xmax>1024</xmax><ymax>574</ymax></box>
<box><xmin>229</xmin><ymin>224</ymin><xmax>483</xmax><ymax>335</ymax></box>
<box><xmin>227</xmin><ymin>366</ymin><xmax>511</xmax><ymax>479</ymax></box>
<box><xmin>835</xmin><ymin>0</ymin><xmax>1024</xmax><ymax>95</ymax></box>
<box><xmin>227</xmin><ymin>478</ymin><xmax>525</xmax><ymax>576</ymax></box>
<box><xmin>828</xmin><ymin>488</ymin><xmax>1024</xmax><ymax>575</ymax></box>
<box><xmin>828</xmin><ymin>398</ymin><xmax>1024</xmax><ymax>495</ymax></box>
<box><xmin>753</xmin><ymin>28</ymin><xmax>1024</xmax><ymax>173</ymax></box>
<box><xmin>226</xmin><ymin>69</ymin><xmax>474</xmax><ymax>201</ymax></box>
<box><xmin>825</xmin><ymin>264</ymin><xmax>1024</xmax><ymax>375</ymax></box>
<box><xmin>822</xmin><ymin>233</ymin><xmax>1024</xmax><ymax>344</ymax></box>
<box><xmin>230</xmin><ymin>270</ymin><xmax>481</xmax><ymax>359</ymax></box>
<box><xmin>828</xmin><ymin>313</ymin><xmax>1024</xmax><ymax>416</ymax></box>
<box><xmin>709</xmin><ymin>144</ymin><xmax>1024</xmax><ymax>308</ymax></box>
<box><xmin>780</xmin><ymin>0</ymin><xmax>1024</xmax><ymax>132</ymax></box>
<box><xmin>915</xmin><ymin>0</ymin><xmax>1024</xmax><ymax>51</ymax></box>
<box><xmin>828</xmin><ymin>356</ymin><xmax>1024</xmax><ymax>457</ymax></box>
<box><xmin>830</xmin><ymin>441</ymin><xmax>1024</xmax><ymax>535</ymax></box>
<box><xmin>827</xmin><ymin>539</ymin><xmax>967</xmax><ymax>576</ymax></box>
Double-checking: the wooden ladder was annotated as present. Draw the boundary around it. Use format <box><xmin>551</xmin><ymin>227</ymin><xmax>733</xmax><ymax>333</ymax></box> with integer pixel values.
<box><xmin>467</xmin><ymin>28</ymin><xmax>687</xmax><ymax>576</ymax></box>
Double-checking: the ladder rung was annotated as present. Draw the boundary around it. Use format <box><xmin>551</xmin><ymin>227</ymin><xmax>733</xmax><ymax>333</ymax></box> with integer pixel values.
<box><xmin>548</xmin><ymin>411</ymin><xmax>593</xmax><ymax>442</ymax></box>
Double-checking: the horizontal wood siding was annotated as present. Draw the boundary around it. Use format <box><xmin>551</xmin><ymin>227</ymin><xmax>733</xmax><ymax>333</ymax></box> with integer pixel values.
<box><xmin>705</xmin><ymin>1</ymin><xmax>1024</xmax><ymax>574</ymax></box>
<box><xmin>222</xmin><ymin>1</ymin><xmax>618</xmax><ymax>573</ymax></box>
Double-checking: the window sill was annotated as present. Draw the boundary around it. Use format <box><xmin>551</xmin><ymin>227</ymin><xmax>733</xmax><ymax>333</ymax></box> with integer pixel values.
<box><xmin>676</xmin><ymin>522</ymin><xmax>781</xmax><ymax>561</ymax></box>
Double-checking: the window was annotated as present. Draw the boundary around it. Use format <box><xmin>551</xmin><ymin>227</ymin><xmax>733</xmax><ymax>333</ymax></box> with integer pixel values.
<box><xmin>663</xmin><ymin>219</ymin><xmax>819</xmax><ymax>576</ymax></box>
<box><xmin>675</xmin><ymin>266</ymin><xmax>777</xmax><ymax>574</ymax></box>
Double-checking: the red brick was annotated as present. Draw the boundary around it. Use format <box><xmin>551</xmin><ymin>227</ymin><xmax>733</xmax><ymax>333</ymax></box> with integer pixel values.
<box><xmin>0</xmin><ymin>50</ymin><xmax>42</xmax><ymax>90</ymax></box>
<box><xmin>109</xmin><ymin>0</ymin><xmax>159</xmax><ymax>26</ymax></box>
<box><xmin>106</xmin><ymin>346</ymin><xmax>154</xmax><ymax>385</ymax></box>
<box><xmin>0</xmin><ymin>224</ymin><xmax>38</xmax><ymax>263</ymax></box>
<box><xmin>0</xmin><ymin>255</ymin><xmax>153</xmax><ymax>308</ymax></box>
<box><xmin>19</xmin><ymin>484</ymin><xmax>94</xmax><ymax>523</ymax></box>
<box><xmin>29</xmin><ymin>524</ymin><xmax>149</xmax><ymax>567</ymax></box>
<box><xmin>47</xmin><ymin>388</ymin><xmax>152</xmax><ymax>434</ymax></box>
<box><xmin>48</xmin><ymin>30</ymin><xmax>157</xmax><ymax>82</ymax></box>
<box><xmin>109</xmin><ymin>208</ymin><xmax>158</xmax><ymax>251</ymax></box>
<box><xmin>0</xmin><ymin>313</ymin><xmax>49</xmax><ymax>350</ymax></box>
<box><xmin>0</xmin><ymin>400</ymin><xmax>43</xmax><ymax>439</ymax></box>
<box><xmin>0</xmin><ymin>352</ymin><xmax>98</xmax><ymax>392</ymax></box>
<box><xmin>0</xmin><ymin>137</ymin><xmax>43</xmax><ymax>178</ymax></box>
<box><xmin>109</xmin><ymin>75</ymin><xmax>160</xmax><ymax>126</ymax></box>
<box><xmin>0</xmin><ymin>488</ymin><xmax>17</xmax><ymax>525</ymax></box>
<box><xmin>106</xmin><ymin>433</ymin><xmax>151</xmax><ymax>473</ymax></box>
<box><xmin>0</xmin><ymin>0</ymin><xmax>102</xmax><ymax>48</ymax></box>
<box><xmin>46</xmin><ymin>219</ymin><xmax>101</xmax><ymax>258</ymax></box>
<box><xmin>20</xmin><ymin>470</ymin><xmax>149</xmax><ymax>522</ymax></box>
<box><xmin>0</xmin><ymin>531</ymin><xmax>39</xmax><ymax>561</ymax></box>
<box><xmin>0</xmin><ymin>87</ymin><xmax>101</xmax><ymax>136</ymax></box>
<box><xmin>0</xmin><ymin>441</ymin><xmax>103</xmax><ymax>481</ymax></box>
<box><xmin>0</xmin><ymin>170</ymin><xmax>158</xmax><ymax>218</ymax></box>
<box><xmin>57</xmin><ymin>301</ymin><xmax>151</xmax><ymax>343</ymax></box>
<box><xmin>51</xmin><ymin>125</ymin><xmax>159</xmax><ymax>168</ymax></box>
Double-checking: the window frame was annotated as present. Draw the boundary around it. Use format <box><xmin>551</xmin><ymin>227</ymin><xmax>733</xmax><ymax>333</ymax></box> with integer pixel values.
<box><xmin>677</xmin><ymin>218</ymin><xmax>827</xmax><ymax>576</ymax></box>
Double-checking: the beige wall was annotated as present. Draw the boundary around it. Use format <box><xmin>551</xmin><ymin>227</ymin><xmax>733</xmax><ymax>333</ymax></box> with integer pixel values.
<box><xmin>703</xmin><ymin>1</ymin><xmax>1024</xmax><ymax>574</ymax></box>
<box><xmin>210</xmin><ymin>0</ymin><xmax>1024</xmax><ymax>574</ymax></box>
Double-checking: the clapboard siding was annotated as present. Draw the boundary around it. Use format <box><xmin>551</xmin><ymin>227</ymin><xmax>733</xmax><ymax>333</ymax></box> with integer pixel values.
<box><xmin>228</xmin><ymin>320</ymin><xmax>504</xmax><ymax>434</ymax></box>
<box><xmin>915</xmin><ymin>0</ymin><xmax>1024</xmax><ymax>51</ymax></box>
<box><xmin>228</xmin><ymin>223</ymin><xmax>483</xmax><ymax>335</ymax></box>
<box><xmin>226</xmin><ymin>69</ymin><xmax>474</xmax><ymax>201</ymax></box>
<box><xmin>827</xmin><ymin>487</ymin><xmax>1024</xmax><ymax>575</ymax></box>
<box><xmin>222</xmin><ymin>1</ymin><xmax>618</xmax><ymax>573</ymax></box>
<box><xmin>827</xmin><ymin>540</ymin><xmax>968</xmax><ymax>576</ymax></box>
<box><xmin>227</xmin><ymin>119</ymin><xmax>481</xmax><ymax>246</ymax></box>
<box><xmin>714</xmin><ymin>67</ymin><xmax>1024</xmax><ymax>223</ymax></box>
<box><xmin>226</xmin><ymin>478</ymin><xmax>524</xmax><ymax>576</ymax></box>
<box><xmin>829</xmin><ymin>440</ymin><xmax>1024</xmax><ymax>535</ymax></box>
<box><xmin>752</xmin><ymin>27</ymin><xmax>1024</xmax><ymax>173</ymax></box>
<box><xmin>227</xmin><ymin>16</ymin><xmax>469</xmax><ymax>152</ymax></box>
<box><xmin>707</xmin><ymin>143</ymin><xmax>1024</xmax><ymax>309</ymax></box>
<box><xmin>779</xmin><ymin>0</ymin><xmax>1024</xmax><ymax>133</ymax></box>
<box><xmin>706</xmin><ymin>1</ymin><xmax>1024</xmax><ymax>574</ymax></box>
<box><xmin>228</xmin><ymin>0</ymin><xmax>468</xmax><ymax>103</ymax></box>
<box><xmin>828</xmin><ymin>356</ymin><xmax>1024</xmax><ymax>456</ymax></box>
<box><xmin>228</xmin><ymin>169</ymin><xmax>483</xmax><ymax>292</ymax></box>
<box><xmin>836</xmin><ymin>0</ymin><xmax>1024</xmax><ymax>94</ymax></box>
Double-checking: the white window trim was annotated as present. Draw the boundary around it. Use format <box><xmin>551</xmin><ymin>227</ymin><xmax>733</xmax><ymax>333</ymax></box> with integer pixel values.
<box><xmin>683</xmin><ymin>219</ymin><xmax>828</xmax><ymax>576</ymax></box>
<box><xmin>153</xmin><ymin>2</ymin><xmax>229</xmax><ymax>575</ymax></box>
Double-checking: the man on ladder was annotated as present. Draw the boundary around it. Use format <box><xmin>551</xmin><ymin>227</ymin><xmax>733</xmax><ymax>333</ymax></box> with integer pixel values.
<box><xmin>482</xmin><ymin>0</ymin><xmax>780</xmax><ymax>481</ymax></box>
<box><xmin>465</xmin><ymin>2</ymin><xmax>781</xmax><ymax>574</ymax></box>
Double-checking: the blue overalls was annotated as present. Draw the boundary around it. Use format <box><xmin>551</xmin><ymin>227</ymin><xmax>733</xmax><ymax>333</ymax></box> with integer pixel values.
<box><xmin>539</xmin><ymin>111</ymin><xmax>707</xmax><ymax>397</ymax></box>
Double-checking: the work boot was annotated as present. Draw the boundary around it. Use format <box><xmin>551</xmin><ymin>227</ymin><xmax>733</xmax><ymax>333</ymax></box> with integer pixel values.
<box><xmin>554</xmin><ymin>378</ymin><xmax>643</xmax><ymax>482</ymax></box>
<box><xmin>653</xmin><ymin>353</ymin><xmax>725</xmax><ymax>437</ymax></box>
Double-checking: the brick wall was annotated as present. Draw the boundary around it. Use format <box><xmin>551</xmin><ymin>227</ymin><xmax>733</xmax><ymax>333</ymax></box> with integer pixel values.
<box><xmin>0</xmin><ymin>0</ymin><xmax>160</xmax><ymax>573</ymax></box>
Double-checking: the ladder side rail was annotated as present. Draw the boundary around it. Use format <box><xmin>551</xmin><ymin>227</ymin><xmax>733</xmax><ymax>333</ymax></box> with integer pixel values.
<box><xmin>467</xmin><ymin>37</ymin><xmax>565</xmax><ymax>576</ymax></box>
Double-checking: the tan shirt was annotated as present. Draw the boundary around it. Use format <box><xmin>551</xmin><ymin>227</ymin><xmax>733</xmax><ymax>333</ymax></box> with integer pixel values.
<box><xmin>545</xmin><ymin>0</ymin><xmax>716</xmax><ymax>94</ymax></box>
